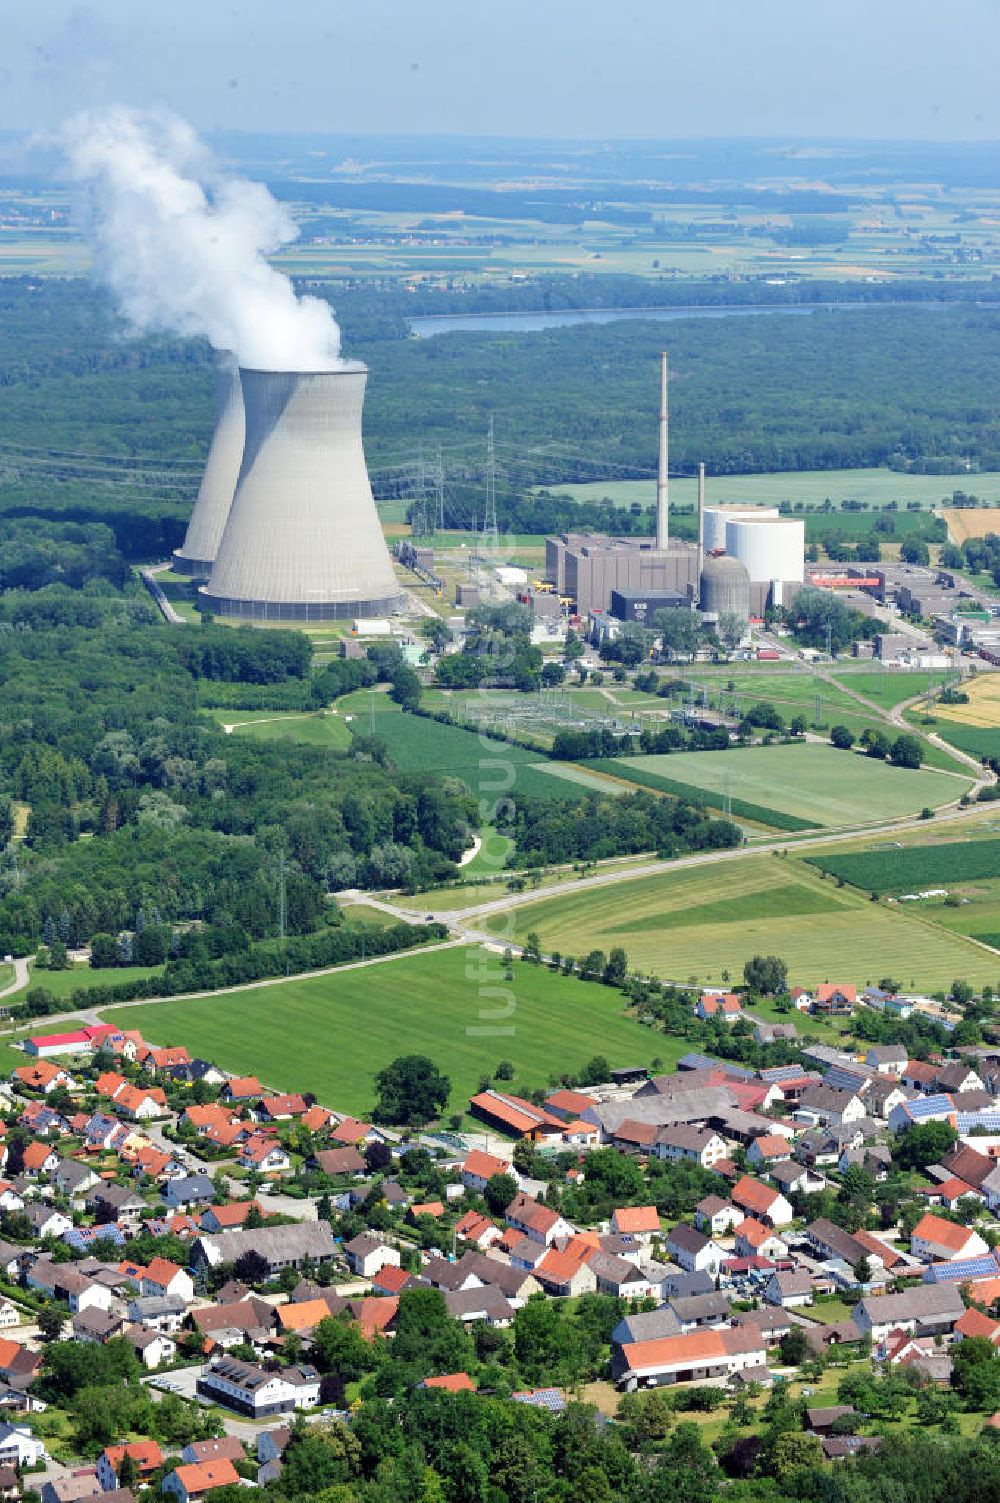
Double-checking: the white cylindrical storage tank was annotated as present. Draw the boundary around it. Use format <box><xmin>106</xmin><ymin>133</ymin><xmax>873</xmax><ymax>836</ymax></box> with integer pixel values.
<box><xmin>173</xmin><ymin>361</ymin><xmax>245</xmax><ymax>577</ymax></box>
<box><xmin>702</xmin><ymin>504</ymin><xmax>779</xmax><ymax>554</ymax></box>
<box><xmin>201</xmin><ymin>364</ymin><xmax>403</xmax><ymax>621</ymax></box>
<box><xmin>725</xmin><ymin>516</ymin><xmax>804</xmax><ymax>584</ymax></box>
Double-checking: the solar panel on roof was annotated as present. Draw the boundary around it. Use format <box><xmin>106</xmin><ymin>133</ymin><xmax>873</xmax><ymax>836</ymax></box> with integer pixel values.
<box><xmin>760</xmin><ymin>1065</ymin><xmax>803</xmax><ymax>1083</ymax></box>
<box><xmin>924</xmin><ymin>1254</ymin><xmax>1000</xmax><ymax>1283</ymax></box>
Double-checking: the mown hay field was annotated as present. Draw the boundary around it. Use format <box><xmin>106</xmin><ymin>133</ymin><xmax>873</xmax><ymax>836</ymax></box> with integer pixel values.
<box><xmin>481</xmin><ymin>855</ymin><xmax>999</xmax><ymax>989</ymax></box>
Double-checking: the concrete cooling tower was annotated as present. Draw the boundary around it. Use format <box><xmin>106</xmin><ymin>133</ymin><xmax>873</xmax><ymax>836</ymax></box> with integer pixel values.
<box><xmin>200</xmin><ymin>364</ymin><xmax>403</xmax><ymax>621</ymax></box>
<box><xmin>172</xmin><ymin>362</ymin><xmax>245</xmax><ymax>577</ymax></box>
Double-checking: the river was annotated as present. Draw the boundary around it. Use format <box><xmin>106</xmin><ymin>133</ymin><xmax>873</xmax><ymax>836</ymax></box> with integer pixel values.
<box><xmin>408</xmin><ymin>301</ymin><xmax>957</xmax><ymax>338</ymax></box>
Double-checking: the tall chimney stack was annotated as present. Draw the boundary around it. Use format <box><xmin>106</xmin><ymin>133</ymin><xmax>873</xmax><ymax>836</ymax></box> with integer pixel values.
<box><xmin>698</xmin><ymin>461</ymin><xmax>705</xmax><ymax>557</ymax></box>
<box><xmin>655</xmin><ymin>351</ymin><xmax>669</xmax><ymax>550</ymax></box>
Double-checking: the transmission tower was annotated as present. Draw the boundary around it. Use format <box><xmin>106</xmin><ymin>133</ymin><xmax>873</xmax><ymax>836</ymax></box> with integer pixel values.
<box><xmin>482</xmin><ymin>417</ymin><xmax>499</xmax><ymax>552</ymax></box>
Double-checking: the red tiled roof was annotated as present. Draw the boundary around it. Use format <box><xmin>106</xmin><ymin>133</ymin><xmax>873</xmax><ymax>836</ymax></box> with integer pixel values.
<box><xmin>612</xmin><ymin>1206</ymin><xmax>659</xmax><ymax>1234</ymax></box>
<box><xmin>422</xmin><ymin>1373</ymin><xmax>475</xmax><ymax>1391</ymax></box>
<box><xmin>732</xmin><ymin>1176</ymin><xmax>780</xmax><ymax>1216</ymax></box>
<box><xmin>912</xmin><ymin>1213</ymin><xmax>977</xmax><ymax>1253</ymax></box>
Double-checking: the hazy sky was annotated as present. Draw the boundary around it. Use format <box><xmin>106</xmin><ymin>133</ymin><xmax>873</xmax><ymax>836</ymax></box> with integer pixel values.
<box><xmin>3</xmin><ymin>0</ymin><xmax>999</xmax><ymax>141</ymax></box>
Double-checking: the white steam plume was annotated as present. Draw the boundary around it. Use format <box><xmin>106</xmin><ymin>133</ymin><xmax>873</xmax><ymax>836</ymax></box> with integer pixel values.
<box><xmin>60</xmin><ymin>107</ymin><xmax>343</xmax><ymax>371</ymax></box>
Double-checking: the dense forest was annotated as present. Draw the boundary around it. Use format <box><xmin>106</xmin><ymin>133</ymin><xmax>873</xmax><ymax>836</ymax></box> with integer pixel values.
<box><xmin>0</xmin><ymin>587</ymin><xmax>473</xmax><ymax>957</ymax></box>
<box><xmin>3</xmin><ymin>281</ymin><xmax>1000</xmax><ymax>563</ymax></box>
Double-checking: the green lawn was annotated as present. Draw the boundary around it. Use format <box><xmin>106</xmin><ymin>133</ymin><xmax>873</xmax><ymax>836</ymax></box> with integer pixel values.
<box><xmin>201</xmin><ymin>708</ymin><xmax>353</xmax><ymax>751</ymax></box>
<box><xmin>480</xmin><ymin>854</ymin><xmax>1000</xmax><ymax>989</ymax></box>
<box><xmin>98</xmin><ymin>945</ymin><xmax>680</xmax><ymax>1116</ymax></box>
<box><xmin>612</xmin><ymin>744</ymin><xmax>968</xmax><ymax>827</ymax></box>
<box><xmin>13</xmin><ymin>963</ymin><xmax>163</xmax><ymax>1000</ymax></box>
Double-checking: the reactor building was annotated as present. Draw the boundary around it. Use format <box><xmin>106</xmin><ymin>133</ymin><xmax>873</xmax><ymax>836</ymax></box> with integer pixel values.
<box><xmin>172</xmin><ymin>360</ymin><xmax>245</xmax><ymax>578</ymax></box>
<box><xmin>200</xmin><ymin>364</ymin><xmax>403</xmax><ymax>622</ymax></box>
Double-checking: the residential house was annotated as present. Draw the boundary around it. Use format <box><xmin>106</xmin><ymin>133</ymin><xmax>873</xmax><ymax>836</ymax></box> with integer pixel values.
<box><xmin>85</xmin><ymin>1184</ymin><xmax>144</xmax><ymax>1229</ymax></box>
<box><xmin>588</xmin><ymin>1251</ymin><xmax>649</xmax><ymax>1300</ymax></box>
<box><xmin>343</xmin><ymin>1234</ymin><xmax>400</xmax><ymax>1279</ymax></box>
<box><xmin>0</xmin><ymin>1426</ymin><xmax>45</xmax><ymax>1468</ymax></box>
<box><xmin>609</xmin><ymin>1206</ymin><xmax>660</xmax><ymax>1243</ymax></box>
<box><xmin>13</xmin><ymin>1063</ymin><xmax>74</xmax><ymax>1096</ymax></box>
<box><xmin>733</xmin><ymin>1219</ymin><xmax>788</xmax><ymax>1261</ymax></box>
<box><xmin>534</xmin><ymin>1247</ymin><xmax>598</xmax><ymax>1298</ymax></box>
<box><xmin>220</xmin><ymin>1077</ymin><xmax>262</xmax><ymax>1103</ymax></box>
<box><xmin>164</xmin><ymin>1174</ymin><xmax>217</xmax><ymax>1212</ymax></box>
<box><xmin>258</xmin><ymin>1094</ymin><xmax>308</xmax><ymax>1122</ymax></box>
<box><xmin>126</xmin><ymin>1296</ymin><xmax>187</xmax><ymax>1334</ymax></box>
<box><xmin>852</xmin><ymin>1284</ymin><xmax>965</xmax><ymax>1343</ymax></box>
<box><xmin>795</xmin><ymin>1087</ymin><xmax>866</xmax><ymax>1129</ymax></box>
<box><xmin>764</xmin><ymin>1271</ymin><xmax>814</xmax><ymax>1308</ymax></box>
<box><xmin>181</xmin><ymin>1439</ymin><xmax>246</xmax><ymax>1468</ymax></box>
<box><xmin>813</xmin><ymin>985</ymin><xmax>856</xmax><ymax>1014</ymax></box>
<box><xmin>865</xmin><ymin>1045</ymin><xmax>907</xmax><ymax>1077</ymax></box>
<box><xmin>23</xmin><ymin>1205</ymin><xmax>71</xmax><ymax>1241</ymax></box>
<box><xmin>141</xmin><ymin>1258</ymin><xmax>194</xmax><ymax>1304</ymax></box>
<box><xmin>461</xmin><ymin>1150</ymin><xmax>514</xmax><ymax>1195</ymax></box>
<box><xmin>664</xmin><ymin>1225</ymin><xmax>723</xmax><ymax>1275</ymax></box>
<box><xmin>96</xmin><ymin>1441</ymin><xmax>162</xmax><ymax>1492</ymax></box>
<box><xmin>768</xmin><ymin>1160</ymin><xmax>827</xmax><ymax>1197</ymax></box>
<box><xmin>746</xmin><ymin>1135</ymin><xmax>793</xmax><ymax>1170</ymax></box>
<box><xmin>453</xmin><ymin>1210</ymin><xmax>502</xmax><ymax>1251</ymax></box>
<box><xmin>910</xmin><ymin>1213</ymin><xmax>989</xmax><ymax>1264</ymax></box>
<box><xmin>504</xmin><ymin>1193</ymin><xmax>574</xmax><ymax>1246</ymax></box>
<box><xmin>127</xmin><ymin>1325</ymin><xmax>175</xmax><ymax>1369</ymax></box>
<box><xmin>162</xmin><ymin>1460</ymin><xmax>240</xmax><ymax>1503</ymax></box>
<box><xmin>72</xmin><ymin>1308</ymin><xmax>126</xmax><ymax>1345</ymax></box>
<box><xmin>694</xmin><ymin>1196</ymin><xmax>743</xmax><ymax>1237</ymax></box>
<box><xmin>311</xmin><ymin>1148</ymin><xmax>367</xmax><ymax>1179</ymax></box>
<box><xmin>731</xmin><ymin>1176</ymin><xmax>794</xmax><ymax>1227</ymax></box>
<box><xmin>52</xmin><ymin>1159</ymin><xmax>99</xmax><ymax>1200</ymax></box>
<box><xmin>239</xmin><ymin>1136</ymin><xmax>291</xmax><ymax>1175</ymax></box>
<box><xmin>695</xmin><ymin>994</ymin><xmax>742</xmax><ymax>1022</ymax></box>
<box><xmin>654</xmin><ymin>1126</ymin><xmax>729</xmax><ymax>1169</ymax></box>
<box><xmin>20</xmin><ymin>1143</ymin><xmax>58</xmax><ymax>1178</ymax></box>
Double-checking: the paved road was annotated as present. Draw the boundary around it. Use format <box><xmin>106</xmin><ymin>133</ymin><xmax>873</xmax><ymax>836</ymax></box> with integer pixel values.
<box><xmin>0</xmin><ymin>957</ymin><xmax>29</xmax><ymax>1000</ymax></box>
<box><xmin>413</xmin><ymin>793</ymin><xmax>1000</xmax><ymax>928</ymax></box>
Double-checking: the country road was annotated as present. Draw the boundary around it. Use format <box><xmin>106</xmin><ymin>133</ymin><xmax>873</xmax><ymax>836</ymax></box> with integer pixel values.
<box><xmin>3</xmin><ymin>752</ymin><xmax>998</xmax><ymax>1040</ymax></box>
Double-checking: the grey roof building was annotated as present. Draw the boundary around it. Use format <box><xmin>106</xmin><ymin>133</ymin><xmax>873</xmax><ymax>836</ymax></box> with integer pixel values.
<box><xmin>193</xmin><ymin>1221</ymin><xmax>336</xmax><ymax>1273</ymax></box>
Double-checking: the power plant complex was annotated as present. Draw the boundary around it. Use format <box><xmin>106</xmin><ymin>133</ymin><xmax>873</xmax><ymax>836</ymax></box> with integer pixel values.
<box><xmin>170</xmin><ymin>345</ymin><xmax>801</xmax><ymax>634</ymax></box>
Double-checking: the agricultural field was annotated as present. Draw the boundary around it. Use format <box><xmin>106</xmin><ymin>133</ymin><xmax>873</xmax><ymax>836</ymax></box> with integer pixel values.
<box><xmin>930</xmin><ymin>722</ymin><xmax>1000</xmax><ymax>760</ymax></box>
<box><xmin>552</xmin><ymin>468</ymin><xmax>997</xmax><ymax>510</ymax></box>
<box><xmin>932</xmin><ymin>675</ymin><xmax>1000</xmax><ymax>729</ymax></box>
<box><xmin>478</xmin><ymin>853</ymin><xmax>999</xmax><ymax>988</ymax></box>
<box><xmin>339</xmin><ymin>697</ymin><xmax>597</xmax><ymax>802</ymax></box>
<box><xmin>943</xmin><ymin>506</ymin><xmax>1000</xmax><ymax>544</ymax></box>
<box><xmin>830</xmin><ymin>668</ymin><xmax>955</xmax><ymax>710</ymax></box>
<box><xmin>97</xmin><ymin>944</ymin><xmax>680</xmax><ymax>1117</ymax></box>
<box><xmin>606</xmin><ymin>744</ymin><xmax>969</xmax><ymax>828</ymax></box>
<box><xmin>807</xmin><ymin>839</ymin><xmax>1000</xmax><ymax>895</ymax></box>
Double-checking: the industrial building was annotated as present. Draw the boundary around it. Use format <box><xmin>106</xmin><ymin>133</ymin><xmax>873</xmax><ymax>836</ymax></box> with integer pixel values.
<box><xmin>547</xmin><ymin>533</ymin><xmax>699</xmax><ymax>618</ymax></box>
<box><xmin>548</xmin><ymin>355</ymin><xmax>805</xmax><ymax>624</ymax></box>
<box><xmin>610</xmin><ymin>587</ymin><xmax>688</xmax><ymax>623</ymax></box>
<box><xmin>173</xmin><ymin>361</ymin><xmax>244</xmax><ymax>577</ymax></box>
<box><xmin>201</xmin><ymin>365</ymin><xmax>403</xmax><ymax>622</ymax></box>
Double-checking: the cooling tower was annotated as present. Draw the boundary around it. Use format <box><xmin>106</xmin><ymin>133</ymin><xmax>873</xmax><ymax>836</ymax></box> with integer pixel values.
<box><xmin>200</xmin><ymin>364</ymin><xmax>403</xmax><ymax>621</ymax></box>
<box><xmin>172</xmin><ymin>362</ymin><xmax>245</xmax><ymax>577</ymax></box>
<box><xmin>725</xmin><ymin>516</ymin><xmax>805</xmax><ymax>585</ymax></box>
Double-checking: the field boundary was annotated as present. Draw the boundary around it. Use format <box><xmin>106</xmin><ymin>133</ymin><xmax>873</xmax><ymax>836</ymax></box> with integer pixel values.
<box><xmin>806</xmin><ymin>839</ymin><xmax>1000</xmax><ymax>894</ymax></box>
